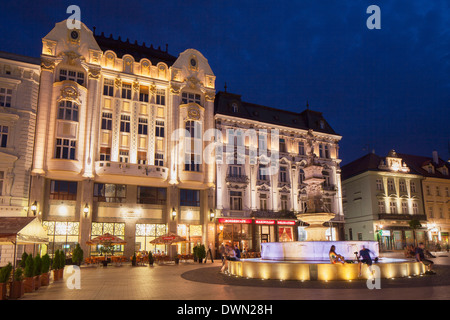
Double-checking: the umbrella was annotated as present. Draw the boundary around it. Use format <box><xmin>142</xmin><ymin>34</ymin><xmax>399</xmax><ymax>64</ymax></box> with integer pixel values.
<box><xmin>86</xmin><ymin>233</ymin><xmax>127</xmax><ymax>245</ymax></box>
<box><xmin>149</xmin><ymin>232</ymin><xmax>186</xmax><ymax>245</ymax></box>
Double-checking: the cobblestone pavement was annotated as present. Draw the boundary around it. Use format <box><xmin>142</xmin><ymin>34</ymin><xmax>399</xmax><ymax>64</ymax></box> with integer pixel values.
<box><xmin>20</xmin><ymin>254</ymin><xmax>450</xmax><ymax>301</ymax></box>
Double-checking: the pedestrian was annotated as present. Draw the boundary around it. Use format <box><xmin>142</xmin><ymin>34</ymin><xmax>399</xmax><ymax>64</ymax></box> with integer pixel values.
<box><xmin>219</xmin><ymin>244</ymin><xmax>225</xmax><ymax>262</ymax></box>
<box><xmin>358</xmin><ymin>245</ymin><xmax>376</xmax><ymax>277</ymax></box>
<box><xmin>234</xmin><ymin>245</ymin><xmax>241</xmax><ymax>260</ymax></box>
<box><xmin>220</xmin><ymin>244</ymin><xmax>231</xmax><ymax>273</ymax></box>
<box><xmin>415</xmin><ymin>243</ymin><xmax>435</xmax><ymax>274</ymax></box>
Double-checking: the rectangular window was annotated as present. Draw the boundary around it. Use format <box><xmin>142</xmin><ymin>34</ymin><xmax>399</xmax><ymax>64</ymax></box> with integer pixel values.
<box><xmin>412</xmin><ymin>203</ymin><xmax>418</xmax><ymax>215</ymax></box>
<box><xmin>258</xmin><ymin>164</ymin><xmax>268</xmax><ymax>181</ymax></box>
<box><xmin>138</xmin><ymin>118</ymin><xmax>148</xmax><ymax>135</ymax></box>
<box><xmin>181</xmin><ymin>92</ymin><xmax>201</xmax><ymax>104</ymax></box>
<box><xmin>184</xmin><ymin>154</ymin><xmax>200</xmax><ymax>172</ymax></box>
<box><xmin>137</xmin><ymin>187</ymin><xmax>166</xmax><ymax>204</ymax></box>
<box><xmin>258</xmin><ymin>134</ymin><xmax>267</xmax><ymax>151</ymax></box>
<box><xmin>298</xmin><ymin>141</ymin><xmax>305</xmax><ymax>155</ymax></box>
<box><xmin>50</xmin><ymin>180</ymin><xmax>77</xmax><ymax>200</ymax></box>
<box><xmin>119</xmin><ymin>150</ymin><xmax>129</xmax><ymax>163</ymax></box>
<box><xmin>120</xmin><ymin>115</ymin><xmax>130</xmax><ymax>132</ymax></box>
<box><xmin>60</xmin><ymin>69</ymin><xmax>84</xmax><ymax>85</ymax></box>
<box><xmin>139</xmin><ymin>86</ymin><xmax>149</xmax><ymax>102</ymax></box>
<box><xmin>180</xmin><ymin>189</ymin><xmax>200</xmax><ymax>207</ymax></box>
<box><xmin>324</xmin><ymin>145</ymin><xmax>330</xmax><ymax>158</ymax></box>
<box><xmin>387</xmin><ymin>179</ymin><xmax>395</xmax><ymax>192</ymax></box>
<box><xmin>101</xmin><ymin>112</ymin><xmax>112</xmax><ymax>130</ymax></box>
<box><xmin>260</xmin><ymin>194</ymin><xmax>267</xmax><ymax>210</ymax></box>
<box><xmin>390</xmin><ymin>202</ymin><xmax>397</xmax><ymax>214</ymax></box>
<box><xmin>156</xmin><ymin>89</ymin><xmax>165</xmax><ymax>105</ymax></box>
<box><xmin>229</xmin><ymin>165</ymin><xmax>242</xmax><ymax>177</ymax></box>
<box><xmin>378</xmin><ymin>201</ymin><xmax>385</xmax><ymax>213</ymax></box>
<box><xmin>58</xmin><ymin>100</ymin><xmax>78</xmax><ymax>122</ymax></box>
<box><xmin>99</xmin><ymin>147</ymin><xmax>111</xmax><ymax>161</ymax></box>
<box><xmin>410</xmin><ymin>181</ymin><xmax>416</xmax><ymax>193</ymax></box>
<box><xmin>122</xmin><ymin>83</ymin><xmax>132</xmax><ymax>100</ymax></box>
<box><xmin>155</xmin><ymin>120</ymin><xmax>164</xmax><ymax>137</ymax></box>
<box><xmin>319</xmin><ymin>144</ymin><xmax>324</xmax><ymax>158</ymax></box>
<box><xmin>281</xmin><ymin>195</ymin><xmax>289</xmax><ymax>211</ymax></box>
<box><xmin>93</xmin><ymin>183</ymin><xmax>126</xmax><ymax>203</ymax></box>
<box><xmin>229</xmin><ymin>191</ymin><xmax>242</xmax><ymax>210</ymax></box>
<box><xmin>399</xmin><ymin>180</ymin><xmax>406</xmax><ymax>192</ymax></box>
<box><xmin>402</xmin><ymin>202</ymin><xmax>408</xmax><ymax>214</ymax></box>
<box><xmin>0</xmin><ymin>126</ymin><xmax>8</xmax><ymax>148</ymax></box>
<box><xmin>376</xmin><ymin>179</ymin><xmax>383</xmax><ymax>191</ymax></box>
<box><xmin>0</xmin><ymin>171</ymin><xmax>4</xmax><ymax>195</ymax></box>
<box><xmin>55</xmin><ymin>138</ymin><xmax>76</xmax><ymax>160</ymax></box>
<box><xmin>0</xmin><ymin>88</ymin><xmax>12</xmax><ymax>107</ymax></box>
<box><xmin>279</xmin><ymin>138</ymin><xmax>287</xmax><ymax>153</ymax></box>
<box><xmin>103</xmin><ymin>79</ymin><xmax>114</xmax><ymax>96</ymax></box>
<box><xmin>154</xmin><ymin>153</ymin><xmax>164</xmax><ymax>166</ymax></box>
<box><xmin>279</xmin><ymin>166</ymin><xmax>288</xmax><ymax>183</ymax></box>
<box><xmin>137</xmin><ymin>151</ymin><xmax>146</xmax><ymax>164</ymax></box>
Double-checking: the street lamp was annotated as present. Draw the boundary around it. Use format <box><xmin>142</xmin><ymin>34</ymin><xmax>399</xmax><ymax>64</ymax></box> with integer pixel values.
<box><xmin>209</xmin><ymin>209</ymin><xmax>215</xmax><ymax>222</ymax></box>
<box><xmin>30</xmin><ymin>201</ymin><xmax>37</xmax><ymax>216</ymax></box>
<box><xmin>171</xmin><ymin>207</ymin><xmax>177</xmax><ymax>220</ymax></box>
<box><xmin>83</xmin><ymin>203</ymin><xmax>89</xmax><ymax>218</ymax></box>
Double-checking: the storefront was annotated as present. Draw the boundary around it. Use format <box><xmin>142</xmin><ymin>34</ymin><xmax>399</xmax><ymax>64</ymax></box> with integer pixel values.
<box><xmin>177</xmin><ymin>224</ymin><xmax>203</xmax><ymax>255</ymax></box>
<box><xmin>42</xmin><ymin>221</ymin><xmax>80</xmax><ymax>256</ymax></box>
<box><xmin>217</xmin><ymin>218</ymin><xmax>253</xmax><ymax>252</ymax></box>
<box><xmin>135</xmin><ymin>223</ymin><xmax>167</xmax><ymax>254</ymax></box>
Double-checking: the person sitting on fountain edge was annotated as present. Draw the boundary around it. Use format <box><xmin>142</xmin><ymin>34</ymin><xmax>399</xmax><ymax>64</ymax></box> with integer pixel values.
<box><xmin>329</xmin><ymin>245</ymin><xmax>345</xmax><ymax>264</ymax></box>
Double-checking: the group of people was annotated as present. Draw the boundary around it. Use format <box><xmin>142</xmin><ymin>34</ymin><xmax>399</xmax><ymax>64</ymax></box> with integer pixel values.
<box><xmin>219</xmin><ymin>243</ymin><xmax>241</xmax><ymax>273</ymax></box>
<box><xmin>329</xmin><ymin>245</ymin><xmax>378</xmax><ymax>277</ymax></box>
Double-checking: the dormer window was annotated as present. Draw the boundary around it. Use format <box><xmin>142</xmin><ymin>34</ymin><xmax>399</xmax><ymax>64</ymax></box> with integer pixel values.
<box><xmin>319</xmin><ymin>120</ymin><xmax>325</xmax><ymax>129</ymax></box>
<box><xmin>231</xmin><ymin>102</ymin><xmax>238</xmax><ymax>113</ymax></box>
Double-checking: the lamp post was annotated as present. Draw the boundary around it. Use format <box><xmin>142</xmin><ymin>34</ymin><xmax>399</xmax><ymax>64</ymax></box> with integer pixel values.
<box><xmin>83</xmin><ymin>203</ymin><xmax>89</xmax><ymax>218</ymax></box>
<box><xmin>209</xmin><ymin>209</ymin><xmax>215</xmax><ymax>222</ymax></box>
<box><xmin>171</xmin><ymin>207</ymin><xmax>177</xmax><ymax>221</ymax></box>
<box><xmin>30</xmin><ymin>201</ymin><xmax>37</xmax><ymax>216</ymax></box>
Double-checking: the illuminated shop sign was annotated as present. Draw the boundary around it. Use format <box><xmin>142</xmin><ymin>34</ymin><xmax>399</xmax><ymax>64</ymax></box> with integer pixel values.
<box><xmin>277</xmin><ymin>220</ymin><xmax>296</xmax><ymax>226</ymax></box>
<box><xmin>218</xmin><ymin>218</ymin><xmax>252</xmax><ymax>224</ymax></box>
<box><xmin>255</xmin><ymin>219</ymin><xmax>276</xmax><ymax>225</ymax></box>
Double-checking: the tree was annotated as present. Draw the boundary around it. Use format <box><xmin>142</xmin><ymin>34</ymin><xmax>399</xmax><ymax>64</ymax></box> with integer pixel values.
<box><xmin>34</xmin><ymin>255</ymin><xmax>42</xmax><ymax>276</ymax></box>
<box><xmin>409</xmin><ymin>219</ymin><xmax>422</xmax><ymax>246</ymax></box>
<box><xmin>72</xmin><ymin>243</ymin><xmax>84</xmax><ymax>266</ymax></box>
<box><xmin>24</xmin><ymin>255</ymin><xmax>34</xmax><ymax>278</ymax></box>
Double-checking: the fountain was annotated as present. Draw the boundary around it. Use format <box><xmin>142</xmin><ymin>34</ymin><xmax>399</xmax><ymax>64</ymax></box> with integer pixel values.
<box><xmin>227</xmin><ymin>144</ymin><xmax>426</xmax><ymax>281</ymax></box>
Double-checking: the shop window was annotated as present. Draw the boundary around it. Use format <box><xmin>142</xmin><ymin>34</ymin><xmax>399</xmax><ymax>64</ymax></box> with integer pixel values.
<box><xmin>135</xmin><ymin>223</ymin><xmax>167</xmax><ymax>252</ymax></box>
<box><xmin>42</xmin><ymin>221</ymin><xmax>79</xmax><ymax>256</ymax></box>
<box><xmin>49</xmin><ymin>180</ymin><xmax>77</xmax><ymax>200</ymax></box>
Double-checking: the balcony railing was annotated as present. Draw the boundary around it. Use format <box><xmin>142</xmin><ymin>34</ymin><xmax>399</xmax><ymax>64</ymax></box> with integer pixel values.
<box><xmin>225</xmin><ymin>174</ymin><xmax>249</xmax><ymax>184</ymax></box>
<box><xmin>323</xmin><ymin>184</ymin><xmax>337</xmax><ymax>192</ymax></box>
<box><xmin>378</xmin><ymin>213</ymin><xmax>427</xmax><ymax>221</ymax></box>
<box><xmin>95</xmin><ymin>161</ymin><xmax>168</xmax><ymax>179</ymax></box>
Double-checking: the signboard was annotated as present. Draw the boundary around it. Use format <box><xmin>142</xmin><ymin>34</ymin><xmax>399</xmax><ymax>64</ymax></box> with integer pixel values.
<box><xmin>380</xmin><ymin>230</ymin><xmax>391</xmax><ymax>237</ymax></box>
<box><xmin>255</xmin><ymin>219</ymin><xmax>276</xmax><ymax>225</ymax></box>
<box><xmin>218</xmin><ymin>218</ymin><xmax>252</xmax><ymax>224</ymax></box>
<box><xmin>277</xmin><ymin>220</ymin><xmax>296</xmax><ymax>226</ymax></box>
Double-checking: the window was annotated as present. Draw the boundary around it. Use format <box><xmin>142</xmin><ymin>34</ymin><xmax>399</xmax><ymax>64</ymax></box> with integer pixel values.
<box><xmin>180</xmin><ymin>189</ymin><xmax>200</xmax><ymax>207</ymax></box>
<box><xmin>446</xmin><ymin>187</ymin><xmax>449</xmax><ymax>197</ymax></box>
<box><xmin>154</xmin><ymin>153</ymin><xmax>164</xmax><ymax>166</ymax></box>
<box><xmin>185</xmin><ymin>120</ymin><xmax>201</xmax><ymax>138</ymax></box>
<box><xmin>439</xmin><ymin>207</ymin><xmax>444</xmax><ymax>218</ymax></box>
<box><xmin>279</xmin><ymin>166</ymin><xmax>288</xmax><ymax>183</ymax></box>
<box><xmin>93</xmin><ymin>183</ymin><xmax>126</xmax><ymax>203</ymax></box>
<box><xmin>99</xmin><ymin>147</ymin><xmax>111</xmax><ymax>161</ymax></box>
<box><xmin>139</xmin><ymin>86</ymin><xmax>149</xmax><ymax>102</ymax></box>
<box><xmin>155</xmin><ymin>120</ymin><xmax>164</xmax><ymax>137</ymax></box>
<box><xmin>389</xmin><ymin>202</ymin><xmax>397</xmax><ymax>214</ymax></box>
<box><xmin>0</xmin><ymin>171</ymin><xmax>3</xmax><ymax>195</ymax></box>
<box><xmin>429</xmin><ymin>206</ymin><xmax>434</xmax><ymax>218</ymax></box>
<box><xmin>59</xmin><ymin>69</ymin><xmax>85</xmax><ymax>85</ymax></box>
<box><xmin>120</xmin><ymin>115</ymin><xmax>130</xmax><ymax>132</ymax></box>
<box><xmin>324</xmin><ymin>145</ymin><xmax>330</xmax><ymax>158</ymax></box>
<box><xmin>299</xmin><ymin>169</ymin><xmax>305</xmax><ymax>184</ymax></box>
<box><xmin>323</xmin><ymin>171</ymin><xmax>331</xmax><ymax>187</ymax></box>
<box><xmin>258</xmin><ymin>164</ymin><xmax>268</xmax><ymax>181</ymax></box>
<box><xmin>50</xmin><ymin>180</ymin><xmax>77</xmax><ymax>200</ymax></box>
<box><xmin>426</xmin><ymin>185</ymin><xmax>431</xmax><ymax>196</ymax></box>
<box><xmin>260</xmin><ymin>194</ymin><xmax>268</xmax><ymax>210</ymax></box>
<box><xmin>399</xmin><ymin>180</ymin><xmax>406</xmax><ymax>192</ymax></box>
<box><xmin>378</xmin><ymin>201</ymin><xmax>385</xmax><ymax>213</ymax></box>
<box><xmin>0</xmin><ymin>88</ymin><xmax>12</xmax><ymax>107</ymax></box>
<box><xmin>182</xmin><ymin>92</ymin><xmax>201</xmax><ymax>104</ymax></box>
<box><xmin>387</xmin><ymin>179</ymin><xmax>395</xmax><ymax>192</ymax></box>
<box><xmin>55</xmin><ymin>138</ymin><xmax>76</xmax><ymax>160</ymax></box>
<box><xmin>410</xmin><ymin>181</ymin><xmax>416</xmax><ymax>193</ymax></box>
<box><xmin>121</xmin><ymin>83</ymin><xmax>132</xmax><ymax>100</ymax></box>
<box><xmin>298</xmin><ymin>141</ymin><xmax>305</xmax><ymax>155</ymax></box>
<box><xmin>103</xmin><ymin>79</ymin><xmax>114</xmax><ymax>96</ymax></box>
<box><xmin>101</xmin><ymin>112</ymin><xmax>112</xmax><ymax>130</ymax></box>
<box><xmin>401</xmin><ymin>202</ymin><xmax>408</xmax><ymax>214</ymax></box>
<box><xmin>58</xmin><ymin>100</ymin><xmax>78</xmax><ymax>122</ymax></box>
<box><xmin>137</xmin><ymin>151</ymin><xmax>146</xmax><ymax>165</ymax></box>
<box><xmin>349</xmin><ymin>228</ymin><xmax>353</xmax><ymax>241</ymax></box>
<box><xmin>138</xmin><ymin>118</ymin><xmax>148</xmax><ymax>135</ymax></box>
<box><xmin>229</xmin><ymin>165</ymin><xmax>242</xmax><ymax>177</ymax></box>
<box><xmin>258</xmin><ymin>134</ymin><xmax>267</xmax><ymax>151</ymax></box>
<box><xmin>279</xmin><ymin>139</ymin><xmax>287</xmax><ymax>153</ymax></box>
<box><xmin>412</xmin><ymin>203</ymin><xmax>418</xmax><ymax>215</ymax></box>
<box><xmin>119</xmin><ymin>150</ymin><xmax>129</xmax><ymax>163</ymax></box>
<box><xmin>156</xmin><ymin>89</ymin><xmax>165</xmax><ymax>105</ymax></box>
<box><xmin>137</xmin><ymin>187</ymin><xmax>166</xmax><ymax>204</ymax></box>
<box><xmin>436</xmin><ymin>186</ymin><xmax>440</xmax><ymax>196</ymax></box>
<box><xmin>184</xmin><ymin>154</ymin><xmax>200</xmax><ymax>172</ymax></box>
<box><xmin>281</xmin><ymin>195</ymin><xmax>289</xmax><ymax>211</ymax></box>
<box><xmin>0</xmin><ymin>125</ymin><xmax>8</xmax><ymax>148</ymax></box>
<box><xmin>229</xmin><ymin>191</ymin><xmax>242</xmax><ymax>210</ymax></box>
<box><xmin>376</xmin><ymin>179</ymin><xmax>383</xmax><ymax>191</ymax></box>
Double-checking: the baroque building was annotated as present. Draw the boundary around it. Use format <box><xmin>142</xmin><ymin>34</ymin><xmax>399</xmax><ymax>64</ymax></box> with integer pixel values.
<box><xmin>214</xmin><ymin>92</ymin><xmax>344</xmax><ymax>251</ymax></box>
<box><xmin>29</xmin><ymin>21</ymin><xmax>216</xmax><ymax>258</ymax></box>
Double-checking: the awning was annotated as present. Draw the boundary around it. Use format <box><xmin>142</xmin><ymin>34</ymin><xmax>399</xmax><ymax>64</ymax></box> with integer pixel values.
<box><xmin>0</xmin><ymin>217</ymin><xmax>49</xmax><ymax>245</ymax></box>
<box><xmin>86</xmin><ymin>233</ymin><xmax>127</xmax><ymax>245</ymax></box>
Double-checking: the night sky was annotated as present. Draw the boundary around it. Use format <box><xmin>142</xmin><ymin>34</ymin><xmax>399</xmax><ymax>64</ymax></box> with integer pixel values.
<box><xmin>1</xmin><ymin>0</ymin><xmax>449</xmax><ymax>164</ymax></box>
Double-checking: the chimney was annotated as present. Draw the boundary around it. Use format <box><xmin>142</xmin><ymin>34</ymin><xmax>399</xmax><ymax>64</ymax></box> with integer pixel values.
<box><xmin>432</xmin><ymin>150</ymin><xmax>439</xmax><ymax>164</ymax></box>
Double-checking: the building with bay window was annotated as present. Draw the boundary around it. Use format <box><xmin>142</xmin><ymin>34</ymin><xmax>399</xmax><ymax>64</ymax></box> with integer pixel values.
<box><xmin>29</xmin><ymin>20</ymin><xmax>216</xmax><ymax>258</ymax></box>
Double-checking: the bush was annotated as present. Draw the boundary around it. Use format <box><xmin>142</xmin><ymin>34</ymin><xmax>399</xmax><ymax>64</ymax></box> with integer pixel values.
<box><xmin>34</xmin><ymin>255</ymin><xmax>42</xmax><ymax>276</ymax></box>
<box><xmin>52</xmin><ymin>250</ymin><xmax>59</xmax><ymax>270</ymax></box>
<box><xmin>20</xmin><ymin>252</ymin><xmax>28</xmax><ymax>268</ymax></box>
<box><xmin>14</xmin><ymin>268</ymin><xmax>24</xmax><ymax>282</ymax></box>
<box><xmin>59</xmin><ymin>251</ymin><xmax>66</xmax><ymax>269</ymax></box>
<box><xmin>41</xmin><ymin>254</ymin><xmax>50</xmax><ymax>274</ymax></box>
<box><xmin>196</xmin><ymin>244</ymin><xmax>206</xmax><ymax>260</ymax></box>
<box><xmin>131</xmin><ymin>253</ymin><xmax>137</xmax><ymax>266</ymax></box>
<box><xmin>72</xmin><ymin>243</ymin><xmax>84</xmax><ymax>266</ymax></box>
<box><xmin>0</xmin><ymin>263</ymin><xmax>12</xmax><ymax>283</ymax></box>
<box><xmin>24</xmin><ymin>255</ymin><xmax>34</xmax><ymax>278</ymax></box>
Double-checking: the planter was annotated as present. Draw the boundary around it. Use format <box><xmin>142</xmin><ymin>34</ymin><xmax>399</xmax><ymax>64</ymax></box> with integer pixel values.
<box><xmin>34</xmin><ymin>275</ymin><xmax>41</xmax><ymax>290</ymax></box>
<box><xmin>53</xmin><ymin>269</ymin><xmax>60</xmax><ymax>281</ymax></box>
<box><xmin>0</xmin><ymin>283</ymin><xmax>7</xmax><ymax>300</ymax></box>
<box><xmin>23</xmin><ymin>277</ymin><xmax>35</xmax><ymax>293</ymax></box>
<box><xmin>198</xmin><ymin>258</ymin><xmax>203</xmax><ymax>264</ymax></box>
<box><xmin>41</xmin><ymin>273</ymin><xmax>50</xmax><ymax>286</ymax></box>
<box><xmin>102</xmin><ymin>261</ymin><xmax>108</xmax><ymax>267</ymax></box>
<box><xmin>9</xmin><ymin>281</ymin><xmax>24</xmax><ymax>299</ymax></box>
<box><xmin>58</xmin><ymin>268</ymin><xmax>64</xmax><ymax>280</ymax></box>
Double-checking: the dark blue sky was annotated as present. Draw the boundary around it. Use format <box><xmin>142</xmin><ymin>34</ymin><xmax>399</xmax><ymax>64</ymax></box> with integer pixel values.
<box><xmin>1</xmin><ymin>0</ymin><xmax>449</xmax><ymax>164</ymax></box>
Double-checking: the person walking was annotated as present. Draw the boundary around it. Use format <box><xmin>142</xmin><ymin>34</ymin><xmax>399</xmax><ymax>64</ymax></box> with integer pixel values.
<box><xmin>234</xmin><ymin>245</ymin><xmax>241</xmax><ymax>260</ymax></box>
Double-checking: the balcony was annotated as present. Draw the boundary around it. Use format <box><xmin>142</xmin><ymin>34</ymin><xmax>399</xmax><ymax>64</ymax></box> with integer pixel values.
<box><xmin>225</xmin><ymin>174</ymin><xmax>249</xmax><ymax>184</ymax></box>
<box><xmin>95</xmin><ymin>161</ymin><xmax>168</xmax><ymax>180</ymax></box>
<box><xmin>323</xmin><ymin>184</ymin><xmax>337</xmax><ymax>192</ymax></box>
<box><xmin>378</xmin><ymin>213</ymin><xmax>427</xmax><ymax>221</ymax></box>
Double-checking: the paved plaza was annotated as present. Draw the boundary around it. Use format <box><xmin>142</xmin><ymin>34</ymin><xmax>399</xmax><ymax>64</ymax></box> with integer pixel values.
<box><xmin>20</xmin><ymin>253</ymin><xmax>450</xmax><ymax>301</ymax></box>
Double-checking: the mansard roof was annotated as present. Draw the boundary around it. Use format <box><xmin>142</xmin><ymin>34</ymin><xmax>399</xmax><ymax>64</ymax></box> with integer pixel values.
<box><xmin>398</xmin><ymin>153</ymin><xmax>450</xmax><ymax>180</ymax></box>
<box><xmin>341</xmin><ymin>152</ymin><xmax>383</xmax><ymax>180</ymax></box>
<box><xmin>93</xmin><ymin>32</ymin><xmax>177</xmax><ymax>66</ymax></box>
<box><xmin>214</xmin><ymin>91</ymin><xmax>339</xmax><ymax>136</ymax></box>
<box><xmin>0</xmin><ymin>50</ymin><xmax>40</xmax><ymax>66</ymax></box>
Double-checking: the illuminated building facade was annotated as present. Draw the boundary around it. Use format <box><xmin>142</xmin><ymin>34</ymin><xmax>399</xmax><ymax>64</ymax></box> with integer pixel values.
<box><xmin>342</xmin><ymin>150</ymin><xmax>428</xmax><ymax>251</ymax></box>
<box><xmin>29</xmin><ymin>21</ymin><xmax>216</xmax><ymax>257</ymax></box>
<box><xmin>214</xmin><ymin>92</ymin><xmax>344</xmax><ymax>251</ymax></box>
